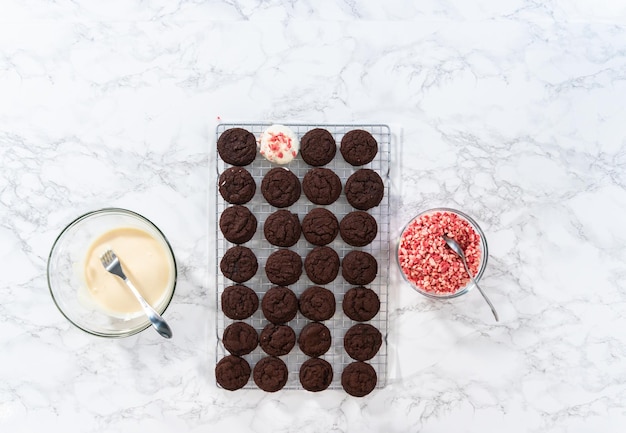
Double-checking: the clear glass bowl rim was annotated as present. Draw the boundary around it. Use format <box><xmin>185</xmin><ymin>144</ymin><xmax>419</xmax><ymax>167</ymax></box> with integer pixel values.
<box><xmin>46</xmin><ymin>207</ymin><xmax>178</xmax><ymax>338</ymax></box>
<box><xmin>396</xmin><ymin>207</ymin><xmax>488</xmax><ymax>299</ymax></box>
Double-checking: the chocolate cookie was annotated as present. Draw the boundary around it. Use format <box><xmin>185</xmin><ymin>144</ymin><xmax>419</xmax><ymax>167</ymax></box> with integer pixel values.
<box><xmin>342</xmin><ymin>287</ymin><xmax>380</xmax><ymax>322</ymax></box>
<box><xmin>340</xmin><ymin>129</ymin><xmax>378</xmax><ymax>166</ymax></box>
<box><xmin>302</xmin><ymin>168</ymin><xmax>342</xmax><ymax>205</ymax></box>
<box><xmin>218</xmin><ymin>167</ymin><xmax>256</xmax><ymax>205</ymax></box>
<box><xmin>261</xmin><ymin>167</ymin><xmax>301</xmax><ymax>208</ymax></box>
<box><xmin>344</xmin><ymin>169</ymin><xmax>384</xmax><ymax>211</ymax></box>
<box><xmin>261</xmin><ymin>286</ymin><xmax>298</xmax><ymax>324</ymax></box>
<box><xmin>301</xmin><ymin>208</ymin><xmax>339</xmax><ymax>246</ymax></box>
<box><xmin>299</xmin><ymin>286</ymin><xmax>336</xmax><ymax>321</ymax></box>
<box><xmin>265</xmin><ymin>249</ymin><xmax>302</xmax><ymax>286</ymax></box>
<box><xmin>339</xmin><ymin>211</ymin><xmax>378</xmax><ymax>247</ymax></box>
<box><xmin>304</xmin><ymin>246</ymin><xmax>340</xmax><ymax>285</ymax></box>
<box><xmin>259</xmin><ymin>323</ymin><xmax>296</xmax><ymax>356</ymax></box>
<box><xmin>341</xmin><ymin>361</ymin><xmax>377</xmax><ymax>397</ymax></box>
<box><xmin>253</xmin><ymin>356</ymin><xmax>289</xmax><ymax>392</ymax></box>
<box><xmin>299</xmin><ymin>358</ymin><xmax>333</xmax><ymax>392</ymax></box>
<box><xmin>264</xmin><ymin>210</ymin><xmax>301</xmax><ymax>247</ymax></box>
<box><xmin>221</xmin><ymin>284</ymin><xmax>259</xmax><ymax>320</ymax></box>
<box><xmin>215</xmin><ymin>355</ymin><xmax>251</xmax><ymax>391</ymax></box>
<box><xmin>343</xmin><ymin>323</ymin><xmax>382</xmax><ymax>361</ymax></box>
<box><xmin>298</xmin><ymin>322</ymin><xmax>332</xmax><ymax>357</ymax></box>
<box><xmin>219</xmin><ymin>205</ymin><xmax>257</xmax><ymax>244</ymax></box>
<box><xmin>217</xmin><ymin>127</ymin><xmax>257</xmax><ymax>166</ymax></box>
<box><xmin>300</xmin><ymin>128</ymin><xmax>337</xmax><ymax>166</ymax></box>
<box><xmin>223</xmin><ymin>322</ymin><xmax>259</xmax><ymax>356</ymax></box>
<box><xmin>341</xmin><ymin>251</ymin><xmax>377</xmax><ymax>285</ymax></box>
<box><xmin>220</xmin><ymin>246</ymin><xmax>258</xmax><ymax>283</ymax></box>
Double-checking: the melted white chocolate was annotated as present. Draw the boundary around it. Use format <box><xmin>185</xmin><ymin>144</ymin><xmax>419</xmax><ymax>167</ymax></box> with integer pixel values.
<box><xmin>83</xmin><ymin>227</ymin><xmax>174</xmax><ymax>315</ymax></box>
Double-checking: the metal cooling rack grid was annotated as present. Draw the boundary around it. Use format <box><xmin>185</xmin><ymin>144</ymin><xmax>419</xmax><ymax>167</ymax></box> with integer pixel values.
<box><xmin>215</xmin><ymin>123</ymin><xmax>390</xmax><ymax>391</ymax></box>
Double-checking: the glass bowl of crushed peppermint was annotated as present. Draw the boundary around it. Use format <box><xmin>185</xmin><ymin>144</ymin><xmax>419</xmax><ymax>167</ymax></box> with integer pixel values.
<box><xmin>397</xmin><ymin>208</ymin><xmax>488</xmax><ymax>299</ymax></box>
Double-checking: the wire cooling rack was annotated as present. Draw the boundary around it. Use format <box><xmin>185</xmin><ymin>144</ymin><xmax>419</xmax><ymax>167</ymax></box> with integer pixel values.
<box><xmin>215</xmin><ymin>123</ymin><xmax>390</xmax><ymax>391</ymax></box>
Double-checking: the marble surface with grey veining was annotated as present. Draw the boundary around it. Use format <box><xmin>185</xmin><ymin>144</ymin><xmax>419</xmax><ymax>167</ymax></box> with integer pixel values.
<box><xmin>2</xmin><ymin>1</ymin><xmax>626</xmax><ymax>432</ymax></box>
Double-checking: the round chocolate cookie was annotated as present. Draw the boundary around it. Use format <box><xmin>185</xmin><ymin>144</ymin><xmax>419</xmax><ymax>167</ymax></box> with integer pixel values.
<box><xmin>259</xmin><ymin>323</ymin><xmax>296</xmax><ymax>356</ymax></box>
<box><xmin>302</xmin><ymin>168</ymin><xmax>342</xmax><ymax>205</ymax></box>
<box><xmin>339</xmin><ymin>211</ymin><xmax>378</xmax><ymax>247</ymax></box>
<box><xmin>342</xmin><ymin>287</ymin><xmax>380</xmax><ymax>322</ymax></box>
<box><xmin>299</xmin><ymin>286</ymin><xmax>336</xmax><ymax>321</ymax></box>
<box><xmin>341</xmin><ymin>361</ymin><xmax>377</xmax><ymax>397</ymax></box>
<box><xmin>304</xmin><ymin>246</ymin><xmax>340</xmax><ymax>285</ymax></box>
<box><xmin>301</xmin><ymin>208</ymin><xmax>339</xmax><ymax>246</ymax></box>
<box><xmin>253</xmin><ymin>356</ymin><xmax>289</xmax><ymax>392</ymax></box>
<box><xmin>217</xmin><ymin>127</ymin><xmax>257</xmax><ymax>166</ymax></box>
<box><xmin>299</xmin><ymin>358</ymin><xmax>334</xmax><ymax>392</ymax></box>
<box><xmin>340</xmin><ymin>129</ymin><xmax>378</xmax><ymax>166</ymax></box>
<box><xmin>219</xmin><ymin>167</ymin><xmax>256</xmax><ymax>205</ymax></box>
<box><xmin>265</xmin><ymin>249</ymin><xmax>302</xmax><ymax>286</ymax></box>
<box><xmin>261</xmin><ymin>286</ymin><xmax>298</xmax><ymax>324</ymax></box>
<box><xmin>298</xmin><ymin>322</ymin><xmax>332</xmax><ymax>357</ymax></box>
<box><xmin>261</xmin><ymin>167</ymin><xmax>301</xmax><ymax>208</ymax></box>
<box><xmin>300</xmin><ymin>128</ymin><xmax>337</xmax><ymax>166</ymax></box>
<box><xmin>223</xmin><ymin>322</ymin><xmax>259</xmax><ymax>356</ymax></box>
<box><xmin>264</xmin><ymin>210</ymin><xmax>301</xmax><ymax>247</ymax></box>
<box><xmin>341</xmin><ymin>251</ymin><xmax>377</xmax><ymax>285</ymax></box>
<box><xmin>219</xmin><ymin>205</ymin><xmax>257</xmax><ymax>244</ymax></box>
<box><xmin>345</xmin><ymin>169</ymin><xmax>384</xmax><ymax>211</ymax></box>
<box><xmin>221</xmin><ymin>284</ymin><xmax>259</xmax><ymax>320</ymax></box>
<box><xmin>216</xmin><ymin>355</ymin><xmax>251</xmax><ymax>391</ymax></box>
<box><xmin>343</xmin><ymin>323</ymin><xmax>382</xmax><ymax>361</ymax></box>
<box><xmin>220</xmin><ymin>246</ymin><xmax>258</xmax><ymax>283</ymax></box>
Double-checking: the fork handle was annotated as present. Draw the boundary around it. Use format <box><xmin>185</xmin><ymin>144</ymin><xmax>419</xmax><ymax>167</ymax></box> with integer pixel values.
<box><xmin>123</xmin><ymin>278</ymin><xmax>173</xmax><ymax>339</ymax></box>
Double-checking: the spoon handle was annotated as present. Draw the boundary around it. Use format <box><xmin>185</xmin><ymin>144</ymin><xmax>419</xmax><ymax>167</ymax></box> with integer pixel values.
<box><xmin>461</xmin><ymin>258</ymin><xmax>499</xmax><ymax>322</ymax></box>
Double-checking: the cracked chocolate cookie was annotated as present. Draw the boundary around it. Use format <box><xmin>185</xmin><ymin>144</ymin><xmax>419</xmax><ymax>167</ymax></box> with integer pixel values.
<box><xmin>265</xmin><ymin>249</ymin><xmax>302</xmax><ymax>286</ymax></box>
<box><xmin>253</xmin><ymin>356</ymin><xmax>289</xmax><ymax>392</ymax></box>
<box><xmin>344</xmin><ymin>169</ymin><xmax>384</xmax><ymax>211</ymax></box>
<box><xmin>341</xmin><ymin>250</ymin><xmax>377</xmax><ymax>285</ymax></box>
<box><xmin>304</xmin><ymin>246</ymin><xmax>340</xmax><ymax>285</ymax></box>
<box><xmin>223</xmin><ymin>321</ymin><xmax>259</xmax><ymax>356</ymax></box>
<box><xmin>299</xmin><ymin>358</ymin><xmax>334</xmax><ymax>392</ymax></box>
<box><xmin>298</xmin><ymin>322</ymin><xmax>332</xmax><ymax>357</ymax></box>
<box><xmin>300</xmin><ymin>128</ymin><xmax>337</xmax><ymax>166</ymax></box>
<box><xmin>217</xmin><ymin>127</ymin><xmax>257</xmax><ymax>166</ymax></box>
<box><xmin>216</xmin><ymin>355</ymin><xmax>251</xmax><ymax>391</ymax></box>
<box><xmin>219</xmin><ymin>205</ymin><xmax>257</xmax><ymax>244</ymax></box>
<box><xmin>263</xmin><ymin>210</ymin><xmax>301</xmax><ymax>247</ymax></box>
<box><xmin>259</xmin><ymin>323</ymin><xmax>296</xmax><ymax>356</ymax></box>
<box><xmin>302</xmin><ymin>168</ymin><xmax>342</xmax><ymax>205</ymax></box>
<box><xmin>261</xmin><ymin>167</ymin><xmax>301</xmax><ymax>208</ymax></box>
<box><xmin>301</xmin><ymin>208</ymin><xmax>339</xmax><ymax>246</ymax></box>
<box><xmin>219</xmin><ymin>167</ymin><xmax>256</xmax><ymax>205</ymax></box>
<box><xmin>299</xmin><ymin>286</ymin><xmax>336</xmax><ymax>322</ymax></box>
<box><xmin>221</xmin><ymin>284</ymin><xmax>259</xmax><ymax>320</ymax></box>
<box><xmin>261</xmin><ymin>286</ymin><xmax>298</xmax><ymax>324</ymax></box>
<box><xmin>341</xmin><ymin>361</ymin><xmax>377</xmax><ymax>397</ymax></box>
<box><xmin>342</xmin><ymin>286</ymin><xmax>380</xmax><ymax>322</ymax></box>
<box><xmin>220</xmin><ymin>246</ymin><xmax>258</xmax><ymax>283</ymax></box>
<box><xmin>343</xmin><ymin>323</ymin><xmax>382</xmax><ymax>361</ymax></box>
<box><xmin>339</xmin><ymin>211</ymin><xmax>378</xmax><ymax>247</ymax></box>
<box><xmin>340</xmin><ymin>129</ymin><xmax>378</xmax><ymax>166</ymax></box>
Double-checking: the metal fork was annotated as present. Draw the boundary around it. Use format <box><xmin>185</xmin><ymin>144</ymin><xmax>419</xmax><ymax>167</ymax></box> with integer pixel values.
<box><xmin>100</xmin><ymin>249</ymin><xmax>173</xmax><ymax>339</ymax></box>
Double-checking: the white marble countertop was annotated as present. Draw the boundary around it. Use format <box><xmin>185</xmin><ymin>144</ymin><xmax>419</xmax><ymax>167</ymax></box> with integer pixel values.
<box><xmin>2</xmin><ymin>1</ymin><xmax>626</xmax><ymax>432</ymax></box>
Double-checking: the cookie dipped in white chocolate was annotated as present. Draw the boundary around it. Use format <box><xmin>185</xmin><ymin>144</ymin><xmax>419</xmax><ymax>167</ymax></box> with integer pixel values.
<box><xmin>259</xmin><ymin>124</ymin><xmax>299</xmax><ymax>164</ymax></box>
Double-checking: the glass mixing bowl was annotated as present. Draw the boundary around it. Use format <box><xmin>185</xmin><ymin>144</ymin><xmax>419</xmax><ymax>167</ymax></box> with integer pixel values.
<box><xmin>47</xmin><ymin>208</ymin><xmax>177</xmax><ymax>337</ymax></box>
<box><xmin>397</xmin><ymin>207</ymin><xmax>488</xmax><ymax>299</ymax></box>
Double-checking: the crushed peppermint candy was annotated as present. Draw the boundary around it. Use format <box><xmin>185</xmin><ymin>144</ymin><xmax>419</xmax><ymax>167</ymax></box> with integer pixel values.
<box><xmin>259</xmin><ymin>124</ymin><xmax>299</xmax><ymax>165</ymax></box>
<box><xmin>398</xmin><ymin>211</ymin><xmax>482</xmax><ymax>295</ymax></box>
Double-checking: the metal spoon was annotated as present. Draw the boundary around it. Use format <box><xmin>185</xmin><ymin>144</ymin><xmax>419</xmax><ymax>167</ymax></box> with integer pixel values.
<box><xmin>442</xmin><ymin>235</ymin><xmax>499</xmax><ymax>322</ymax></box>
